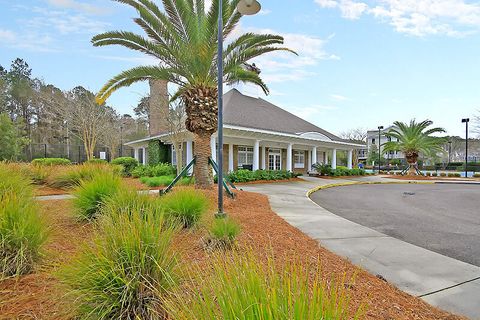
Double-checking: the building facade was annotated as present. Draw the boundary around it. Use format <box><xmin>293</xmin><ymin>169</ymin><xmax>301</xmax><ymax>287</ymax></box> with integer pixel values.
<box><xmin>126</xmin><ymin>89</ymin><xmax>364</xmax><ymax>174</ymax></box>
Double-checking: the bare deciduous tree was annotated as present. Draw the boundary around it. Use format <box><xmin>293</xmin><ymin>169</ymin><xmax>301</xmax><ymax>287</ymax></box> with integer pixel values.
<box><xmin>339</xmin><ymin>127</ymin><xmax>368</xmax><ymax>143</ymax></box>
<box><xmin>44</xmin><ymin>86</ymin><xmax>112</xmax><ymax>161</ymax></box>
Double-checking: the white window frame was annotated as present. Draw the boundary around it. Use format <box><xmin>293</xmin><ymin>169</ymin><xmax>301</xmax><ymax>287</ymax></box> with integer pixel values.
<box><xmin>293</xmin><ymin>150</ymin><xmax>305</xmax><ymax>169</ymax></box>
<box><xmin>238</xmin><ymin>146</ymin><xmax>254</xmax><ymax>167</ymax></box>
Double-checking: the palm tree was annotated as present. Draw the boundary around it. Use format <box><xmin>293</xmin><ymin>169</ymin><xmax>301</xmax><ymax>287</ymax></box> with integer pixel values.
<box><xmin>383</xmin><ymin>119</ymin><xmax>446</xmax><ymax>175</ymax></box>
<box><xmin>93</xmin><ymin>0</ymin><xmax>295</xmax><ymax>188</ymax></box>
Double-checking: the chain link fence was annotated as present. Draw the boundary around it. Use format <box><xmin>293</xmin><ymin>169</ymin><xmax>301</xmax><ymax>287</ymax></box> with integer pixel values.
<box><xmin>23</xmin><ymin>144</ymin><xmax>135</xmax><ymax>163</ymax></box>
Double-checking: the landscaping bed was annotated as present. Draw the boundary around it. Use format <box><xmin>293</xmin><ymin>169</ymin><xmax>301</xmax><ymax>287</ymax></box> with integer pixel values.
<box><xmin>0</xmin><ymin>189</ymin><xmax>464</xmax><ymax>320</ymax></box>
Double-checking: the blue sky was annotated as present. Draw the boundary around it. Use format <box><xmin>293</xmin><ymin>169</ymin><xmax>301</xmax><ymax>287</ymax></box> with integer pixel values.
<box><xmin>1</xmin><ymin>0</ymin><xmax>479</xmax><ymax>137</ymax></box>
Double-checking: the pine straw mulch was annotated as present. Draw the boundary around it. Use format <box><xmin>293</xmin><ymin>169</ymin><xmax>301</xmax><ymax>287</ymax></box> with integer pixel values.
<box><xmin>0</xmin><ymin>190</ymin><xmax>466</xmax><ymax>320</ymax></box>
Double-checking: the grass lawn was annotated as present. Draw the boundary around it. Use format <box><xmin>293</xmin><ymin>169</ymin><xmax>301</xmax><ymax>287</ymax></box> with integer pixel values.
<box><xmin>0</xmin><ymin>188</ymin><xmax>464</xmax><ymax>320</ymax></box>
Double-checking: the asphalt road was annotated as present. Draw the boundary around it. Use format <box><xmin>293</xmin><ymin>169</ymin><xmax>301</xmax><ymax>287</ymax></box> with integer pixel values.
<box><xmin>310</xmin><ymin>183</ymin><xmax>480</xmax><ymax>267</ymax></box>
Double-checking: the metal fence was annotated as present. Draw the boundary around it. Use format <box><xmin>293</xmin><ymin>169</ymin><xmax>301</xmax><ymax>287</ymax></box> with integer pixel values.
<box><xmin>23</xmin><ymin>144</ymin><xmax>135</xmax><ymax>163</ymax></box>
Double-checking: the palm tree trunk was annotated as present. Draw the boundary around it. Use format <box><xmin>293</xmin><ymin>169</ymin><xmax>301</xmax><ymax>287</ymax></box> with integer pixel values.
<box><xmin>193</xmin><ymin>133</ymin><xmax>213</xmax><ymax>189</ymax></box>
<box><xmin>183</xmin><ymin>85</ymin><xmax>218</xmax><ymax>189</ymax></box>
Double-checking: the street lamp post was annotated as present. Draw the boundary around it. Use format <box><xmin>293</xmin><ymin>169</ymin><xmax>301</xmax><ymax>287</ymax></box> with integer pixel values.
<box><xmin>377</xmin><ymin>126</ymin><xmax>384</xmax><ymax>173</ymax></box>
<box><xmin>448</xmin><ymin>140</ymin><xmax>452</xmax><ymax>165</ymax></box>
<box><xmin>120</xmin><ymin>125</ymin><xmax>124</xmax><ymax>157</ymax></box>
<box><xmin>216</xmin><ymin>0</ymin><xmax>261</xmax><ymax>218</ymax></box>
<box><xmin>462</xmin><ymin>118</ymin><xmax>469</xmax><ymax>178</ymax></box>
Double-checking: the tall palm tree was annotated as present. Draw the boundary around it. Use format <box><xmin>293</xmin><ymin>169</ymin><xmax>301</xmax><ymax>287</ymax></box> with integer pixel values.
<box><xmin>93</xmin><ymin>0</ymin><xmax>295</xmax><ymax>188</ymax></box>
<box><xmin>383</xmin><ymin>119</ymin><xmax>446</xmax><ymax>175</ymax></box>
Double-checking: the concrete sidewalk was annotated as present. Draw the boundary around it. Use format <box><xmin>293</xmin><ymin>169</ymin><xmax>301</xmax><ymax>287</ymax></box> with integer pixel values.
<box><xmin>241</xmin><ymin>176</ymin><xmax>480</xmax><ymax>319</ymax></box>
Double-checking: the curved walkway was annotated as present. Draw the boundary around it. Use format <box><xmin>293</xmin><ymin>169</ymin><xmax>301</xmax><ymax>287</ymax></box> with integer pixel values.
<box><xmin>241</xmin><ymin>177</ymin><xmax>480</xmax><ymax>319</ymax></box>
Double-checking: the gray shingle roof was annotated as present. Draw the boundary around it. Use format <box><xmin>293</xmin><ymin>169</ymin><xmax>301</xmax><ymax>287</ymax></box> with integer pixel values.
<box><xmin>223</xmin><ymin>89</ymin><xmax>343</xmax><ymax>141</ymax></box>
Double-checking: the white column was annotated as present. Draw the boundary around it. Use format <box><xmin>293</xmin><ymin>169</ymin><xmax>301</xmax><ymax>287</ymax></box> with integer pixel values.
<box><xmin>348</xmin><ymin>149</ymin><xmax>353</xmax><ymax>169</ymax></box>
<box><xmin>312</xmin><ymin>146</ymin><xmax>317</xmax><ymax>167</ymax></box>
<box><xmin>134</xmin><ymin>148</ymin><xmax>139</xmax><ymax>162</ymax></box>
<box><xmin>325</xmin><ymin>151</ymin><xmax>329</xmax><ymax>164</ymax></box>
<box><xmin>253</xmin><ymin>140</ymin><xmax>260</xmax><ymax>171</ymax></box>
<box><xmin>287</xmin><ymin>143</ymin><xmax>293</xmax><ymax>172</ymax></box>
<box><xmin>142</xmin><ymin>147</ymin><xmax>147</xmax><ymax>165</ymax></box>
<box><xmin>307</xmin><ymin>150</ymin><xmax>311</xmax><ymax>172</ymax></box>
<box><xmin>261</xmin><ymin>146</ymin><xmax>266</xmax><ymax>170</ymax></box>
<box><xmin>228</xmin><ymin>144</ymin><xmax>234</xmax><ymax>172</ymax></box>
<box><xmin>186</xmin><ymin>140</ymin><xmax>193</xmax><ymax>174</ymax></box>
<box><xmin>331</xmin><ymin>149</ymin><xmax>337</xmax><ymax>169</ymax></box>
<box><xmin>210</xmin><ymin>136</ymin><xmax>216</xmax><ymax>162</ymax></box>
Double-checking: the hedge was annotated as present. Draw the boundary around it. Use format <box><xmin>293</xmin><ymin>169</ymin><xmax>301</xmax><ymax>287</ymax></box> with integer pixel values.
<box><xmin>111</xmin><ymin>157</ymin><xmax>139</xmax><ymax>176</ymax></box>
<box><xmin>31</xmin><ymin>158</ymin><xmax>71</xmax><ymax>166</ymax></box>
<box><xmin>226</xmin><ymin>170</ymin><xmax>297</xmax><ymax>183</ymax></box>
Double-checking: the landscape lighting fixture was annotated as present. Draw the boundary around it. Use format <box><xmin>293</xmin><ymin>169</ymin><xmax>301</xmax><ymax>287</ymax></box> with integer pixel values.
<box><xmin>237</xmin><ymin>0</ymin><xmax>261</xmax><ymax>15</ymax></box>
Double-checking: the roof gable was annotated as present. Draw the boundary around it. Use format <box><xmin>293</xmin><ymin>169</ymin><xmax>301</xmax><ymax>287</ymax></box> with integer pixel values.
<box><xmin>223</xmin><ymin>89</ymin><xmax>342</xmax><ymax>141</ymax></box>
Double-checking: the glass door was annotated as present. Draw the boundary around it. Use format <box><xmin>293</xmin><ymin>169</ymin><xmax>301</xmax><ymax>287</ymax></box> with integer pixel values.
<box><xmin>268</xmin><ymin>149</ymin><xmax>282</xmax><ymax>170</ymax></box>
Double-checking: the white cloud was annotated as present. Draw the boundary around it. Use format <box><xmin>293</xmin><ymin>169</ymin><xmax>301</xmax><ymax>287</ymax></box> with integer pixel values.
<box><xmin>330</xmin><ymin>94</ymin><xmax>350</xmax><ymax>101</ymax></box>
<box><xmin>0</xmin><ymin>28</ymin><xmax>56</xmax><ymax>52</ymax></box>
<box><xmin>315</xmin><ymin>0</ymin><xmax>367</xmax><ymax>20</ymax></box>
<box><xmin>28</xmin><ymin>7</ymin><xmax>110</xmax><ymax>34</ymax></box>
<box><xmin>258</xmin><ymin>9</ymin><xmax>272</xmax><ymax>16</ymax></box>
<box><xmin>0</xmin><ymin>29</ymin><xmax>15</xmax><ymax>42</ymax></box>
<box><xmin>314</xmin><ymin>0</ymin><xmax>480</xmax><ymax>36</ymax></box>
<box><xmin>46</xmin><ymin>0</ymin><xmax>111</xmax><ymax>15</ymax></box>
<box><xmin>232</xmin><ymin>25</ymin><xmax>339</xmax><ymax>83</ymax></box>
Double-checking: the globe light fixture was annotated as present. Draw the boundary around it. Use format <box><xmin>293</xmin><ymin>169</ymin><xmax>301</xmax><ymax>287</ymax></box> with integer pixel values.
<box><xmin>237</xmin><ymin>0</ymin><xmax>261</xmax><ymax>15</ymax></box>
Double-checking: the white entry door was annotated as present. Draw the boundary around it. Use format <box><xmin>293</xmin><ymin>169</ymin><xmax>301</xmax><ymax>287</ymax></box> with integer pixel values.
<box><xmin>268</xmin><ymin>149</ymin><xmax>282</xmax><ymax>170</ymax></box>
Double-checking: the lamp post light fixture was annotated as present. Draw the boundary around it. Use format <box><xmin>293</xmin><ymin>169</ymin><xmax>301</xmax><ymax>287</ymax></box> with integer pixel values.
<box><xmin>216</xmin><ymin>0</ymin><xmax>261</xmax><ymax>218</ymax></box>
<box><xmin>377</xmin><ymin>126</ymin><xmax>384</xmax><ymax>173</ymax></box>
<box><xmin>462</xmin><ymin>118</ymin><xmax>469</xmax><ymax>178</ymax></box>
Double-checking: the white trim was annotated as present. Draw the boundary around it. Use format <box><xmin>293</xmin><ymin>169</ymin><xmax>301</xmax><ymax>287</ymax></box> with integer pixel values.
<box><xmin>287</xmin><ymin>143</ymin><xmax>293</xmax><ymax>172</ymax></box>
<box><xmin>224</xmin><ymin>124</ymin><xmax>364</xmax><ymax>148</ymax></box>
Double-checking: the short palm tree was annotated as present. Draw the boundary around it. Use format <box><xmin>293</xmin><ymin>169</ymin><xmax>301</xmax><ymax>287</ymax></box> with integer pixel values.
<box><xmin>383</xmin><ymin>119</ymin><xmax>446</xmax><ymax>175</ymax></box>
<box><xmin>93</xmin><ymin>0</ymin><xmax>295</xmax><ymax>188</ymax></box>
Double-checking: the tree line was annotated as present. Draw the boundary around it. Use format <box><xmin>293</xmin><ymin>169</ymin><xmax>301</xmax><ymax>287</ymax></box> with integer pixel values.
<box><xmin>0</xmin><ymin>58</ymin><xmax>148</xmax><ymax>161</ymax></box>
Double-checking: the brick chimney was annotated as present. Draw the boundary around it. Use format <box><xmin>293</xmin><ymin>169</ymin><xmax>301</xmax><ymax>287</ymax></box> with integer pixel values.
<box><xmin>148</xmin><ymin>79</ymin><xmax>169</xmax><ymax>136</ymax></box>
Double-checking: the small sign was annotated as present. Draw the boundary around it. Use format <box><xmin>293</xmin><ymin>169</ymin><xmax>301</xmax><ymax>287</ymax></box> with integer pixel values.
<box><xmin>99</xmin><ymin>152</ymin><xmax>107</xmax><ymax>160</ymax></box>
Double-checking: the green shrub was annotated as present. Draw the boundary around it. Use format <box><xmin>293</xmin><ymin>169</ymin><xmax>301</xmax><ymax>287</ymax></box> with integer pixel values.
<box><xmin>131</xmin><ymin>163</ymin><xmax>176</xmax><ymax>178</ymax></box>
<box><xmin>432</xmin><ymin>172</ymin><xmax>438</xmax><ymax>177</ymax></box>
<box><xmin>164</xmin><ymin>251</ymin><xmax>365</xmax><ymax>320</ymax></box>
<box><xmin>160</xmin><ymin>189</ymin><xmax>209</xmax><ymax>228</ymax></box>
<box><xmin>111</xmin><ymin>157</ymin><xmax>138</xmax><ymax>176</ymax></box>
<box><xmin>440</xmin><ymin>172</ymin><xmax>447</xmax><ymax>177</ymax></box>
<box><xmin>425</xmin><ymin>172</ymin><xmax>431</xmax><ymax>176</ymax></box>
<box><xmin>0</xmin><ymin>164</ymin><xmax>48</xmax><ymax>279</ymax></box>
<box><xmin>32</xmin><ymin>158</ymin><xmax>71</xmax><ymax>166</ymax></box>
<box><xmin>208</xmin><ymin>217</ymin><xmax>241</xmax><ymax>249</ymax></box>
<box><xmin>101</xmin><ymin>188</ymin><xmax>163</xmax><ymax>219</ymax></box>
<box><xmin>474</xmin><ymin>173</ymin><xmax>480</xmax><ymax>178</ymax></box>
<box><xmin>73</xmin><ymin>173</ymin><xmax>122</xmax><ymax>220</ymax></box>
<box><xmin>59</xmin><ymin>206</ymin><xmax>178</xmax><ymax>319</ymax></box>
<box><xmin>227</xmin><ymin>170</ymin><xmax>293</xmax><ymax>183</ymax></box>
<box><xmin>139</xmin><ymin>176</ymin><xmax>194</xmax><ymax>188</ymax></box>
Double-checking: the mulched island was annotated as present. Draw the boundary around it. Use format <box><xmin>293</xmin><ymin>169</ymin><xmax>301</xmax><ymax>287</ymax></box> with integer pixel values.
<box><xmin>0</xmin><ymin>190</ymin><xmax>465</xmax><ymax>320</ymax></box>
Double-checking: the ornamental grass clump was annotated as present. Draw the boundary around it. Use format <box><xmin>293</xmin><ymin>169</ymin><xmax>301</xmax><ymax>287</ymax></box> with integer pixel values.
<box><xmin>59</xmin><ymin>208</ymin><xmax>178</xmax><ymax>319</ymax></box>
<box><xmin>207</xmin><ymin>217</ymin><xmax>241</xmax><ymax>250</ymax></box>
<box><xmin>73</xmin><ymin>172</ymin><xmax>122</xmax><ymax>221</ymax></box>
<box><xmin>164</xmin><ymin>251</ymin><xmax>365</xmax><ymax>320</ymax></box>
<box><xmin>0</xmin><ymin>164</ymin><xmax>48</xmax><ymax>279</ymax></box>
<box><xmin>101</xmin><ymin>188</ymin><xmax>164</xmax><ymax>221</ymax></box>
<box><xmin>49</xmin><ymin>163</ymin><xmax>122</xmax><ymax>189</ymax></box>
<box><xmin>160</xmin><ymin>189</ymin><xmax>209</xmax><ymax>228</ymax></box>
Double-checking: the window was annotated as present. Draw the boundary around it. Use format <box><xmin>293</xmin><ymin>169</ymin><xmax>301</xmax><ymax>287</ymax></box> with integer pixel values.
<box><xmin>238</xmin><ymin>146</ymin><xmax>254</xmax><ymax>167</ymax></box>
<box><xmin>372</xmin><ymin>138</ymin><xmax>376</xmax><ymax>144</ymax></box>
<box><xmin>294</xmin><ymin>150</ymin><xmax>305</xmax><ymax>169</ymax></box>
